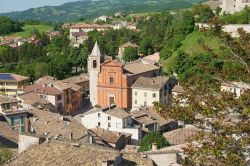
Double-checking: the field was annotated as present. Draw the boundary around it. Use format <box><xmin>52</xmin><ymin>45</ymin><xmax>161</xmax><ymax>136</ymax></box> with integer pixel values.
<box><xmin>11</xmin><ymin>24</ymin><xmax>52</xmax><ymax>38</ymax></box>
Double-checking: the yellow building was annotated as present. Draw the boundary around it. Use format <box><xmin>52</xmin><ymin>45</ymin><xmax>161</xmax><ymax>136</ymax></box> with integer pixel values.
<box><xmin>0</xmin><ymin>73</ymin><xmax>30</xmax><ymax>96</ymax></box>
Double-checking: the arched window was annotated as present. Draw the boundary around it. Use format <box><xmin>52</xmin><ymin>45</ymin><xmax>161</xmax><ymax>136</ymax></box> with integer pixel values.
<box><xmin>93</xmin><ymin>60</ymin><xmax>97</xmax><ymax>68</ymax></box>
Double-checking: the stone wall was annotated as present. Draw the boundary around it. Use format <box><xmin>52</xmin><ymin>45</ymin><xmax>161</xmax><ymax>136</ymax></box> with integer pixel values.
<box><xmin>18</xmin><ymin>134</ymin><xmax>44</xmax><ymax>153</ymax></box>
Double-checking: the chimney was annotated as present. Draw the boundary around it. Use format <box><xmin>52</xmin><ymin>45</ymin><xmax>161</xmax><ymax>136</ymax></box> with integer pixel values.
<box><xmin>152</xmin><ymin>143</ymin><xmax>158</xmax><ymax>151</ymax></box>
<box><xmin>89</xmin><ymin>135</ymin><xmax>93</xmax><ymax>144</ymax></box>
<box><xmin>69</xmin><ymin>132</ymin><xmax>73</xmax><ymax>140</ymax></box>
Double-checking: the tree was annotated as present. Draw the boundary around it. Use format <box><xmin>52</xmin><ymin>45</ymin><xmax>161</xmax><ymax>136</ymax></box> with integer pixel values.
<box><xmin>122</xmin><ymin>47</ymin><xmax>139</xmax><ymax>62</ymax></box>
<box><xmin>158</xmin><ymin>86</ymin><xmax>250</xmax><ymax>165</ymax></box>
<box><xmin>192</xmin><ymin>4</ymin><xmax>214</xmax><ymax>23</ymax></box>
<box><xmin>0</xmin><ymin>147</ymin><xmax>12</xmax><ymax>165</ymax></box>
<box><xmin>138</xmin><ymin>131</ymin><xmax>170</xmax><ymax>152</ymax></box>
<box><xmin>0</xmin><ymin>17</ymin><xmax>22</xmax><ymax>35</ymax></box>
<box><xmin>139</xmin><ymin>38</ymin><xmax>153</xmax><ymax>56</ymax></box>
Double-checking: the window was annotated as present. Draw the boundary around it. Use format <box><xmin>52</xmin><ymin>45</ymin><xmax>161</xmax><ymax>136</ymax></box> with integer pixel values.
<box><xmin>98</xmin><ymin>113</ymin><xmax>101</xmax><ymax>118</ymax></box>
<box><xmin>20</xmin><ymin>126</ymin><xmax>25</xmax><ymax>133</ymax></box>
<box><xmin>108</xmin><ymin>116</ymin><xmax>111</xmax><ymax>120</ymax></box>
<box><xmin>109</xmin><ymin>96</ymin><xmax>115</xmax><ymax>105</ymax></box>
<box><xmin>135</xmin><ymin>91</ymin><xmax>137</xmax><ymax>96</ymax></box>
<box><xmin>57</xmin><ymin>103</ymin><xmax>62</xmax><ymax>111</ymax></box>
<box><xmin>57</xmin><ymin>95</ymin><xmax>62</xmax><ymax>100</ymax></box>
<box><xmin>108</xmin><ymin>122</ymin><xmax>111</xmax><ymax>128</ymax></box>
<box><xmin>98</xmin><ymin>122</ymin><xmax>101</xmax><ymax>126</ymax></box>
<box><xmin>10</xmin><ymin>117</ymin><xmax>14</xmax><ymax>126</ymax></box>
<box><xmin>20</xmin><ymin>116</ymin><xmax>24</xmax><ymax>125</ymax></box>
<box><xmin>109</xmin><ymin>77</ymin><xmax>114</xmax><ymax>84</ymax></box>
<box><xmin>144</xmin><ymin>92</ymin><xmax>147</xmax><ymax>97</ymax></box>
<box><xmin>93</xmin><ymin>60</ymin><xmax>97</xmax><ymax>68</ymax></box>
<box><xmin>135</xmin><ymin>100</ymin><xmax>137</xmax><ymax>104</ymax></box>
<box><xmin>144</xmin><ymin>101</ymin><xmax>147</xmax><ymax>106</ymax></box>
<box><xmin>116</xmin><ymin>123</ymin><xmax>121</xmax><ymax>129</ymax></box>
<box><xmin>152</xmin><ymin>93</ymin><xmax>156</xmax><ymax>98</ymax></box>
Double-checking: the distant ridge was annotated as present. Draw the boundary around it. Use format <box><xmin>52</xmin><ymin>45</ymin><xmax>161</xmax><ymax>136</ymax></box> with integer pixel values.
<box><xmin>0</xmin><ymin>0</ymin><xmax>206</xmax><ymax>22</ymax></box>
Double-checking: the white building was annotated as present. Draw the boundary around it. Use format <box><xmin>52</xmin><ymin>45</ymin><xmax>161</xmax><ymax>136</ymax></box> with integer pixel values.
<box><xmin>70</xmin><ymin>23</ymin><xmax>110</xmax><ymax>39</ymax></box>
<box><xmin>88</xmin><ymin>42</ymin><xmax>104</xmax><ymax>106</ymax></box>
<box><xmin>81</xmin><ymin>107</ymin><xmax>142</xmax><ymax>144</ymax></box>
<box><xmin>94</xmin><ymin>15</ymin><xmax>109</xmax><ymax>22</ymax></box>
<box><xmin>196</xmin><ymin>23</ymin><xmax>250</xmax><ymax>37</ymax></box>
<box><xmin>221</xmin><ymin>81</ymin><xmax>250</xmax><ymax>98</ymax></box>
<box><xmin>131</xmin><ymin>76</ymin><xmax>177</xmax><ymax>111</ymax></box>
<box><xmin>220</xmin><ymin>0</ymin><xmax>250</xmax><ymax>14</ymax></box>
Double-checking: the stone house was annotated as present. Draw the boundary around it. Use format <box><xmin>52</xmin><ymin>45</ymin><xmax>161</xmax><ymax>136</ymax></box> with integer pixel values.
<box><xmin>118</xmin><ymin>42</ymin><xmax>138</xmax><ymax>60</ymax></box>
<box><xmin>220</xmin><ymin>0</ymin><xmax>250</xmax><ymax>14</ymax></box>
<box><xmin>221</xmin><ymin>81</ymin><xmax>250</xmax><ymax>98</ymax></box>
<box><xmin>2</xmin><ymin>109</ymin><xmax>28</xmax><ymax>134</ymax></box>
<box><xmin>81</xmin><ymin>107</ymin><xmax>142</xmax><ymax>144</ymax></box>
<box><xmin>131</xmin><ymin>76</ymin><xmax>177</xmax><ymax>110</ymax></box>
<box><xmin>87</xmin><ymin>128</ymin><xmax>131</xmax><ymax>150</ymax></box>
<box><xmin>0</xmin><ymin>73</ymin><xmax>30</xmax><ymax>96</ymax></box>
<box><xmin>131</xmin><ymin>107</ymin><xmax>178</xmax><ymax>135</ymax></box>
<box><xmin>62</xmin><ymin>74</ymin><xmax>89</xmax><ymax>104</ymax></box>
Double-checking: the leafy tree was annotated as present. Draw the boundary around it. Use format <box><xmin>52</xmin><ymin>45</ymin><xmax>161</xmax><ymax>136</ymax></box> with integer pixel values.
<box><xmin>122</xmin><ymin>47</ymin><xmax>139</xmax><ymax>62</ymax></box>
<box><xmin>139</xmin><ymin>37</ymin><xmax>153</xmax><ymax>55</ymax></box>
<box><xmin>138</xmin><ymin>131</ymin><xmax>170</xmax><ymax>152</ymax></box>
<box><xmin>192</xmin><ymin>4</ymin><xmax>214</xmax><ymax>23</ymax></box>
<box><xmin>0</xmin><ymin>17</ymin><xmax>22</xmax><ymax>35</ymax></box>
<box><xmin>158</xmin><ymin>86</ymin><xmax>250</xmax><ymax>165</ymax></box>
<box><xmin>0</xmin><ymin>147</ymin><xmax>12</xmax><ymax>165</ymax></box>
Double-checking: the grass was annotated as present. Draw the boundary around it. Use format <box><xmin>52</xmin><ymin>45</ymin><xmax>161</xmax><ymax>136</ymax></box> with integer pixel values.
<box><xmin>11</xmin><ymin>24</ymin><xmax>53</xmax><ymax>38</ymax></box>
<box><xmin>162</xmin><ymin>30</ymin><xmax>230</xmax><ymax>73</ymax></box>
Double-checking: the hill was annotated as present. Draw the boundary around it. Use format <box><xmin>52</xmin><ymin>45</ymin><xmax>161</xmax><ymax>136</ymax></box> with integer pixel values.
<box><xmin>163</xmin><ymin>31</ymin><xmax>249</xmax><ymax>84</ymax></box>
<box><xmin>11</xmin><ymin>24</ymin><xmax>53</xmax><ymax>38</ymax></box>
<box><xmin>0</xmin><ymin>0</ymin><xmax>206</xmax><ymax>22</ymax></box>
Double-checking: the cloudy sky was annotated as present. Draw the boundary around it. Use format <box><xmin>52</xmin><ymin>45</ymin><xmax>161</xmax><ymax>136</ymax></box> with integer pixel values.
<box><xmin>0</xmin><ymin>0</ymin><xmax>80</xmax><ymax>13</ymax></box>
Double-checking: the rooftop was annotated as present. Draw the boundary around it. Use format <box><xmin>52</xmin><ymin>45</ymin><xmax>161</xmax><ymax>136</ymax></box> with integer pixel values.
<box><xmin>203</xmin><ymin>0</ymin><xmax>222</xmax><ymax>10</ymax></box>
<box><xmin>28</xmin><ymin>109</ymin><xmax>87</xmax><ymax>141</ymax></box>
<box><xmin>35</xmin><ymin>76</ymin><xmax>56</xmax><ymax>84</ymax></box>
<box><xmin>105</xmin><ymin>108</ymin><xmax>130</xmax><ymax>119</ymax></box>
<box><xmin>163</xmin><ymin>126</ymin><xmax>200</xmax><ymax>145</ymax></box>
<box><xmin>17</xmin><ymin>92</ymin><xmax>55</xmax><ymax>111</ymax></box>
<box><xmin>0</xmin><ymin>95</ymin><xmax>18</xmax><ymax>105</ymax></box>
<box><xmin>88</xmin><ymin>128</ymin><xmax>131</xmax><ymax>144</ymax></box>
<box><xmin>0</xmin><ymin>73</ymin><xmax>29</xmax><ymax>82</ymax></box>
<box><xmin>172</xmin><ymin>85</ymin><xmax>185</xmax><ymax>93</ymax></box>
<box><xmin>124</xmin><ymin>60</ymin><xmax>159</xmax><ymax>75</ymax></box>
<box><xmin>221</xmin><ymin>81</ymin><xmax>250</xmax><ymax>89</ymax></box>
<box><xmin>20</xmin><ymin>83</ymin><xmax>63</xmax><ymax>96</ymax></box>
<box><xmin>120</xmin><ymin>42</ymin><xmax>138</xmax><ymax>48</ymax></box>
<box><xmin>62</xmin><ymin>74</ymin><xmax>89</xmax><ymax>84</ymax></box>
<box><xmin>131</xmin><ymin>107</ymin><xmax>172</xmax><ymax>127</ymax></box>
<box><xmin>70</xmin><ymin>23</ymin><xmax>111</xmax><ymax>29</ymax></box>
<box><xmin>142</xmin><ymin>52</ymin><xmax>160</xmax><ymax>64</ymax></box>
<box><xmin>131</xmin><ymin>76</ymin><xmax>171</xmax><ymax>90</ymax></box>
<box><xmin>90</xmin><ymin>41</ymin><xmax>104</xmax><ymax>57</ymax></box>
<box><xmin>6</xmin><ymin>141</ymin><xmax>153</xmax><ymax>166</ymax></box>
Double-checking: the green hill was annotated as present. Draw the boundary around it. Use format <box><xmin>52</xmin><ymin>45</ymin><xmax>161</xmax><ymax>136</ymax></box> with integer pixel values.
<box><xmin>163</xmin><ymin>31</ymin><xmax>248</xmax><ymax>84</ymax></box>
<box><xmin>11</xmin><ymin>24</ymin><xmax>52</xmax><ymax>38</ymax></box>
<box><xmin>0</xmin><ymin>0</ymin><xmax>206</xmax><ymax>22</ymax></box>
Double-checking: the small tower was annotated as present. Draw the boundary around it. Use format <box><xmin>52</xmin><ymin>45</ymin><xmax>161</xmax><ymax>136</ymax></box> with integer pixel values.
<box><xmin>88</xmin><ymin>41</ymin><xmax>104</xmax><ymax>106</ymax></box>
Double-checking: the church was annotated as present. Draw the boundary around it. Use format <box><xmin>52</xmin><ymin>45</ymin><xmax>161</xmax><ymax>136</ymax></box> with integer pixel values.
<box><xmin>88</xmin><ymin>42</ymin><xmax>160</xmax><ymax>109</ymax></box>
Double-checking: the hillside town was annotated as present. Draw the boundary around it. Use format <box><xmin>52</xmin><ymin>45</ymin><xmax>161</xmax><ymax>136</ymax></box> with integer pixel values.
<box><xmin>0</xmin><ymin>0</ymin><xmax>250</xmax><ymax>166</ymax></box>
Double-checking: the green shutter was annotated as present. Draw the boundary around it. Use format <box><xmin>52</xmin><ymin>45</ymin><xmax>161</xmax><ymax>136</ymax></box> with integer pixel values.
<box><xmin>10</xmin><ymin>117</ymin><xmax>14</xmax><ymax>126</ymax></box>
<box><xmin>20</xmin><ymin>116</ymin><xmax>24</xmax><ymax>124</ymax></box>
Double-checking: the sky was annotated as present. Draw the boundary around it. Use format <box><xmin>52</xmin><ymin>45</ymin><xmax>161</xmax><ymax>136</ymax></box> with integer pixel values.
<box><xmin>0</xmin><ymin>0</ymin><xmax>80</xmax><ymax>13</ymax></box>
